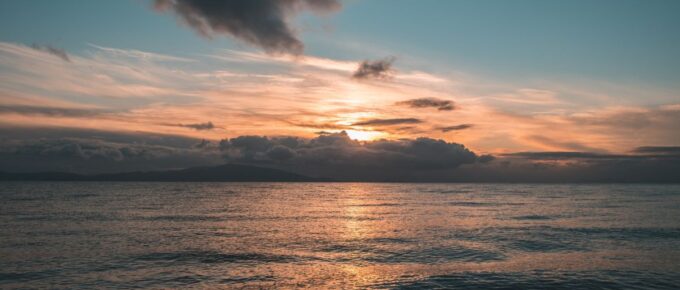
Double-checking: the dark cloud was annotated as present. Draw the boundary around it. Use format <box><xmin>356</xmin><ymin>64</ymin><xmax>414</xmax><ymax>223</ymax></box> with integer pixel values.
<box><xmin>177</xmin><ymin>121</ymin><xmax>215</xmax><ymax>130</ymax></box>
<box><xmin>397</xmin><ymin>98</ymin><xmax>455</xmax><ymax>111</ymax></box>
<box><xmin>502</xmin><ymin>150</ymin><xmax>680</xmax><ymax>161</ymax></box>
<box><xmin>632</xmin><ymin>146</ymin><xmax>680</xmax><ymax>155</ymax></box>
<box><xmin>1</xmin><ymin>127</ymin><xmax>678</xmax><ymax>182</ymax></box>
<box><xmin>0</xmin><ymin>105</ymin><xmax>103</xmax><ymax>117</ymax></box>
<box><xmin>503</xmin><ymin>151</ymin><xmax>630</xmax><ymax>160</ymax></box>
<box><xmin>438</xmin><ymin>124</ymin><xmax>473</xmax><ymax>132</ymax></box>
<box><xmin>0</xmin><ymin>127</ymin><xmax>222</xmax><ymax>174</ymax></box>
<box><xmin>217</xmin><ymin>131</ymin><xmax>482</xmax><ymax>180</ymax></box>
<box><xmin>154</xmin><ymin>0</ymin><xmax>341</xmax><ymax>55</ymax></box>
<box><xmin>266</xmin><ymin>144</ymin><xmax>297</xmax><ymax>161</ymax></box>
<box><xmin>30</xmin><ymin>44</ymin><xmax>70</xmax><ymax>62</ymax></box>
<box><xmin>352</xmin><ymin>57</ymin><xmax>396</xmax><ymax>79</ymax></box>
<box><xmin>352</xmin><ymin>118</ymin><xmax>422</xmax><ymax>127</ymax></box>
<box><xmin>454</xmin><ymin>150</ymin><xmax>680</xmax><ymax>183</ymax></box>
<box><xmin>0</xmin><ymin>138</ymin><xmax>222</xmax><ymax>174</ymax></box>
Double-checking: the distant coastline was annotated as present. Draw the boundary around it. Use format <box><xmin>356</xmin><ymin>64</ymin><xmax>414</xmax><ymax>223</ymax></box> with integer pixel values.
<box><xmin>1</xmin><ymin>163</ymin><xmax>679</xmax><ymax>184</ymax></box>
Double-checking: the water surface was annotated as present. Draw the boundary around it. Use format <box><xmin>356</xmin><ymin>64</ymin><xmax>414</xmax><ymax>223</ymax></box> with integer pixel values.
<box><xmin>1</xmin><ymin>183</ymin><xmax>680</xmax><ymax>289</ymax></box>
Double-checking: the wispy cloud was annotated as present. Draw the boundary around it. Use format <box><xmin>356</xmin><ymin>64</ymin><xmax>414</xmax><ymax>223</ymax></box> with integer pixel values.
<box><xmin>87</xmin><ymin>43</ymin><xmax>194</xmax><ymax>62</ymax></box>
<box><xmin>0</xmin><ymin>104</ymin><xmax>106</xmax><ymax>117</ymax></box>
<box><xmin>352</xmin><ymin>118</ymin><xmax>422</xmax><ymax>126</ymax></box>
<box><xmin>30</xmin><ymin>43</ymin><xmax>70</xmax><ymax>62</ymax></box>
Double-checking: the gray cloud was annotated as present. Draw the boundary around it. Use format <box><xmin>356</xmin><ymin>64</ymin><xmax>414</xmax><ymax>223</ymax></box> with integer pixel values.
<box><xmin>438</xmin><ymin>124</ymin><xmax>473</xmax><ymax>132</ymax></box>
<box><xmin>632</xmin><ymin>146</ymin><xmax>680</xmax><ymax>154</ymax></box>
<box><xmin>154</xmin><ymin>0</ymin><xmax>341</xmax><ymax>55</ymax></box>
<box><xmin>178</xmin><ymin>121</ymin><xmax>215</xmax><ymax>130</ymax></box>
<box><xmin>1</xmin><ymin>127</ymin><xmax>678</xmax><ymax>182</ymax></box>
<box><xmin>218</xmin><ymin>131</ymin><xmax>481</xmax><ymax>180</ymax></box>
<box><xmin>30</xmin><ymin>44</ymin><xmax>70</xmax><ymax>62</ymax></box>
<box><xmin>503</xmin><ymin>151</ymin><xmax>626</xmax><ymax>160</ymax></box>
<box><xmin>502</xmin><ymin>150</ymin><xmax>680</xmax><ymax>161</ymax></box>
<box><xmin>397</xmin><ymin>98</ymin><xmax>455</xmax><ymax>111</ymax></box>
<box><xmin>352</xmin><ymin>118</ymin><xmax>422</xmax><ymax>127</ymax></box>
<box><xmin>0</xmin><ymin>138</ymin><xmax>221</xmax><ymax>174</ymax></box>
<box><xmin>352</xmin><ymin>57</ymin><xmax>396</xmax><ymax>79</ymax></box>
<box><xmin>456</xmin><ymin>150</ymin><xmax>680</xmax><ymax>183</ymax></box>
<box><xmin>0</xmin><ymin>105</ymin><xmax>103</xmax><ymax>117</ymax></box>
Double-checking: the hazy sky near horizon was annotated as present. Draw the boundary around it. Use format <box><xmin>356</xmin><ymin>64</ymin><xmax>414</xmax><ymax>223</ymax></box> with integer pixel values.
<box><xmin>1</xmin><ymin>0</ymin><xmax>679</xmax><ymax>176</ymax></box>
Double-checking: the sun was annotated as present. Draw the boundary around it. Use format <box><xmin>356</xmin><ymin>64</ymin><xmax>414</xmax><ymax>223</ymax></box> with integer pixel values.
<box><xmin>346</xmin><ymin>130</ymin><xmax>383</xmax><ymax>141</ymax></box>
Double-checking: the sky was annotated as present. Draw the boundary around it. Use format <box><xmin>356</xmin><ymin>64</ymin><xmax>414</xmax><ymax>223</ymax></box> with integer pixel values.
<box><xmin>0</xmin><ymin>0</ymin><xmax>679</xmax><ymax>181</ymax></box>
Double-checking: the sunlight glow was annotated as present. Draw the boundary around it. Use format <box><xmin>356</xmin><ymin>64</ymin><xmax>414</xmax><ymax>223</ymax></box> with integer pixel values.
<box><xmin>346</xmin><ymin>130</ymin><xmax>384</xmax><ymax>141</ymax></box>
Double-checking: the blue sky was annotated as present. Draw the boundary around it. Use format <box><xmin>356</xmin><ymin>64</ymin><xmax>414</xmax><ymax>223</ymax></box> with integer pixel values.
<box><xmin>2</xmin><ymin>0</ymin><xmax>679</xmax><ymax>87</ymax></box>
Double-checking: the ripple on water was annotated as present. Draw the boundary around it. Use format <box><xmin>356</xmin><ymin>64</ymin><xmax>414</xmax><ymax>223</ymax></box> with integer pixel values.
<box><xmin>317</xmin><ymin>242</ymin><xmax>505</xmax><ymax>264</ymax></box>
<box><xmin>512</xmin><ymin>215</ymin><xmax>555</xmax><ymax>220</ymax></box>
<box><xmin>371</xmin><ymin>270</ymin><xmax>680</xmax><ymax>290</ymax></box>
<box><xmin>134</xmin><ymin>250</ymin><xmax>305</xmax><ymax>264</ymax></box>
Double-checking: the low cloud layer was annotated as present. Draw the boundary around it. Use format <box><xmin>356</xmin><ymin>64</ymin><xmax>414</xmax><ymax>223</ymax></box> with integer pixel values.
<box><xmin>352</xmin><ymin>57</ymin><xmax>396</xmax><ymax>79</ymax></box>
<box><xmin>154</xmin><ymin>0</ymin><xmax>341</xmax><ymax>55</ymax></box>
<box><xmin>30</xmin><ymin>44</ymin><xmax>70</xmax><ymax>62</ymax></box>
<box><xmin>397</xmin><ymin>98</ymin><xmax>455</xmax><ymax>111</ymax></box>
<box><xmin>0</xmin><ymin>128</ymin><xmax>482</xmax><ymax>180</ymax></box>
<box><xmin>219</xmin><ymin>131</ymin><xmax>480</xmax><ymax>180</ymax></box>
<box><xmin>0</xmin><ymin>128</ymin><xmax>678</xmax><ymax>182</ymax></box>
<box><xmin>632</xmin><ymin>146</ymin><xmax>680</xmax><ymax>154</ymax></box>
<box><xmin>0</xmin><ymin>128</ymin><xmax>222</xmax><ymax>174</ymax></box>
<box><xmin>0</xmin><ymin>105</ymin><xmax>102</xmax><ymax>117</ymax></box>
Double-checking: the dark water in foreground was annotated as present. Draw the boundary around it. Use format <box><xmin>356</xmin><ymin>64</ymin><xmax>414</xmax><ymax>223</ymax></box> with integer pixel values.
<box><xmin>1</xmin><ymin>183</ymin><xmax>680</xmax><ymax>289</ymax></box>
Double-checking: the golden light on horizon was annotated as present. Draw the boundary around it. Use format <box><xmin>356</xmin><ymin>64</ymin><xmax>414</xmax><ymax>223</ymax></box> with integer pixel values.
<box><xmin>346</xmin><ymin>130</ymin><xmax>384</xmax><ymax>141</ymax></box>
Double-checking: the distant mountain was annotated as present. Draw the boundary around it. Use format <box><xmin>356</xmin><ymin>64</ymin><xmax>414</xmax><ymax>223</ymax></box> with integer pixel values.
<box><xmin>0</xmin><ymin>164</ymin><xmax>320</xmax><ymax>182</ymax></box>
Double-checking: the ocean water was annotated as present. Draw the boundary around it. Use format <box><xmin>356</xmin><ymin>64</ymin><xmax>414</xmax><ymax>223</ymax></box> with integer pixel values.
<box><xmin>1</xmin><ymin>183</ymin><xmax>680</xmax><ymax>289</ymax></box>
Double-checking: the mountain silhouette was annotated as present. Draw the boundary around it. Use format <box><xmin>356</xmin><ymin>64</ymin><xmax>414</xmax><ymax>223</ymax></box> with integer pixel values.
<box><xmin>0</xmin><ymin>164</ymin><xmax>320</xmax><ymax>182</ymax></box>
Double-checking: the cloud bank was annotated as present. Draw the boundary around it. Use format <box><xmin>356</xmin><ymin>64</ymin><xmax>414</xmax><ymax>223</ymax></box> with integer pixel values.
<box><xmin>219</xmin><ymin>131</ymin><xmax>481</xmax><ymax>180</ymax></box>
<box><xmin>154</xmin><ymin>0</ymin><xmax>341</xmax><ymax>55</ymax></box>
<box><xmin>0</xmin><ymin>128</ymin><xmax>678</xmax><ymax>182</ymax></box>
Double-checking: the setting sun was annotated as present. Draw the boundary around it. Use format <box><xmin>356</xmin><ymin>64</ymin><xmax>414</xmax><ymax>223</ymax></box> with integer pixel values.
<box><xmin>345</xmin><ymin>130</ymin><xmax>384</xmax><ymax>141</ymax></box>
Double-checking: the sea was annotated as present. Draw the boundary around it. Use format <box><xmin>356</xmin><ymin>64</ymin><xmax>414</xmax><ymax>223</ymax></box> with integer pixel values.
<box><xmin>1</xmin><ymin>182</ymin><xmax>680</xmax><ymax>289</ymax></box>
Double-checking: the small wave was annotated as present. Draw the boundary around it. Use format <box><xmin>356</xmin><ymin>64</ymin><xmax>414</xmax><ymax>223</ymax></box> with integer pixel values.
<box><xmin>513</xmin><ymin>215</ymin><xmax>554</xmax><ymax>220</ymax></box>
<box><xmin>0</xmin><ymin>270</ymin><xmax>57</xmax><ymax>282</ymax></box>
<box><xmin>564</xmin><ymin>227</ymin><xmax>680</xmax><ymax>240</ymax></box>
<box><xmin>448</xmin><ymin>201</ymin><xmax>496</xmax><ymax>207</ymax></box>
<box><xmin>134</xmin><ymin>250</ymin><xmax>304</xmax><ymax>264</ymax></box>
<box><xmin>425</xmin><ymin>189</ymin><xmax>474</xmax><ymax>194</ymax></box>
<box><xmin>370</xmin><ymin>270</ymin><xmax>680</xmax><ymax>289</ymax></box>
<box><xmin>137</xmin><ymin>215</ymin><xmax>224</xmax><ymax>222</ymax></box>
<box><xmin>317</xmin><ymin>243</ymin><xmax>504</xmax><ymax>263</ymax></box>
<box><xmin>509</xmin><ymin>239</ymin><xmax>586</xmax><ymax>252</ymax></box>
<box><xmin>63</xmin><ymin>193</ymin><xmax>98</xmax><ymax>199</ymax></box>
<box><xmin>219</xmin><ymin>275</ymin><xmax>277</xmax><ymax>284</ymax></box>
<box><xmin>346</xmin><ymin>203</ymin><xmax>401</xmax><ymax>207</ymax></box>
